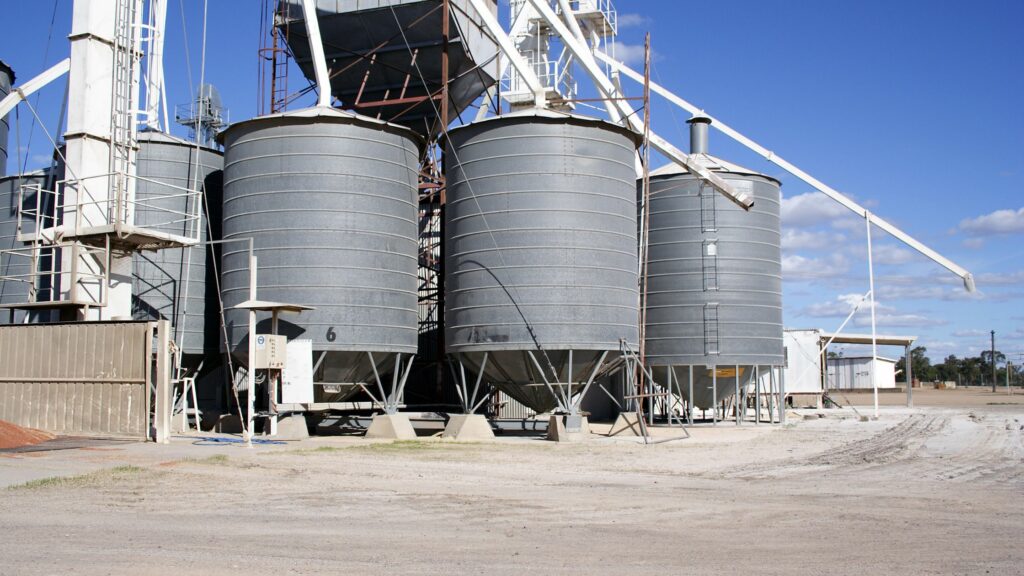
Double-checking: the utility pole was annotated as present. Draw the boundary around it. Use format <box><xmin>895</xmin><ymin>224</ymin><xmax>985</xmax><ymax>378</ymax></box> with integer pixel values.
<box><xmin>991</xmin><ymin>330</ymin><xmax>996</xmax><ymax>393</ymax></box>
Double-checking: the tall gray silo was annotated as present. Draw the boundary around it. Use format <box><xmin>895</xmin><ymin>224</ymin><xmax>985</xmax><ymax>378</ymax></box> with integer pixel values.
<box><xmin>219</xmin><ymin>107</ymin><xmax>422</xmax><ymax>402</ymax></box>
<box><xmin>131</xmin><ymin>131</ymin><xmax>223</xmax><ymax>355</ymax></box>
<box><xmin>445</xmin><ymin>110</ymin><xmax>641</xmax><ymax>415</ymax></box>
<box><xmin>0</xmin><ymin>172</ymin><xmax>51</xmax><ymax>323</ymax></box>
<box><xmin>0</xmin><ymin>61</ymin><xmax>14</xmax><ymax>177</ymax></box>
<box><xmin>643</xmin><ymin>117</ymin><xmax>784</xmax><ymax>412</ymax></box>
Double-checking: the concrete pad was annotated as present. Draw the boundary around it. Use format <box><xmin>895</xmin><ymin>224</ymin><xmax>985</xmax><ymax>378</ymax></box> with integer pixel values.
<box><xmin>442</xmin><ymin>414</ymin><xmax>494</xmax><ymax>441</ymax></box>
<box><xmin>608</xmin><ymin>412</ymin><xmax>643</xmax><ymax>437</ymax></box>
<box><xmin>274</xmin><ymin>414</ymin><xmax>310</xmax><ymax>440</ymax></box>
<box><xmin>365</xmin><ymin>413</ymin><xmax>417</xmax><ymax>440</ymax></box>
<box><xmin>546</xmin><ymin>415</ymin><xmax>590</xmax><ymax>442</ymax></box>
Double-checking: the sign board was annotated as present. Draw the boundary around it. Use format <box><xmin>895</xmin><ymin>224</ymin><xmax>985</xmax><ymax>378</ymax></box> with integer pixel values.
<box><xmin>282</xmin><ymin>339</ymin><xmax>314</xmax><ymax>404</ymax></box>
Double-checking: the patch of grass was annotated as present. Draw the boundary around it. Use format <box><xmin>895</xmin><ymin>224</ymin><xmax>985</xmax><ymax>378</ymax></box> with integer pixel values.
<box><xmin>180</xmin><ymin>454</ymin><xmax>231</xmax><ymax>465</ymax></box>
<box><xmin>261</xmin><ymin>444</ymin><xmax>352</xmax><ymax>456</ymax></box>
<box><xmin>8</xmin><ymin>464</ymin><xmax>147</xmax><ymax>491</ymax></box>
<box><xmin>354</xmin><ymin>439</ymin><xmax>471</xmax><ymax>452</ymax></box>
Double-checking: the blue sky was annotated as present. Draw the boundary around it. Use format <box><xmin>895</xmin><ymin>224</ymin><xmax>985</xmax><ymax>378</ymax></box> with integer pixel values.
<box><xmin>3</xmin><ymin>0</ymin><xmax>1022</xmax><ymax>363</ymax></box>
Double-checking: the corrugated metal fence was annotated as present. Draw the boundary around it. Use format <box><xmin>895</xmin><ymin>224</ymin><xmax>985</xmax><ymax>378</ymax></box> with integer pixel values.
<box><xmin>0</xmin><ymin>322</ymin><xmax>157</xmax><ymax>439</ymax></box>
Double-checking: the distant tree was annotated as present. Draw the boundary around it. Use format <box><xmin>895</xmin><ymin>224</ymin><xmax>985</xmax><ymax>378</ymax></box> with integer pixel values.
<box><xmin>896</xmin><ymin>346</ymin><xmax>935</xmax><ymax>382</ymax></box>
<box><xmin>980</xmin><ymin>350</ymin><xmax>1006</xmax><ymax>367</ymax></box>
<box><xmin>826</xmin><ymin>350</ymin><xmax>843</xmax><ymax>360</ymax></box>
<box><xmin>962</xmin><ymin>357</ymin><xmax>984</xmax><ymax>386</ymax></box>
<box><xmin>934</xmin><ymin>355</ymin><xmax>961</xmax><ymax>382</ymax></box>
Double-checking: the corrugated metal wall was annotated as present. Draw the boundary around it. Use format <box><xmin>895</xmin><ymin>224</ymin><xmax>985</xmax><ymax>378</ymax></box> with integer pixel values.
<box><xmin>494</xmin><ymin>390</ymin><xmax>537</xmax><ymax>419</ymax></box>
<box><xmin>826</xmin><ymin>357</ymin><xmax>897</xmax><ymax>390</ymax></box>
<box><xmin>0</xmin><ymin>322</ymin><xmax>152</xmax><ymax>438</ymax></box>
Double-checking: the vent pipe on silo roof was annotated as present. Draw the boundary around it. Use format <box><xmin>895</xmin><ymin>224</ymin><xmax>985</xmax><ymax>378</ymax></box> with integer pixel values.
<box><xmin>688</xmin><ymin>116</ymin><xmax>712</xmax><ymax>155</ymax></box>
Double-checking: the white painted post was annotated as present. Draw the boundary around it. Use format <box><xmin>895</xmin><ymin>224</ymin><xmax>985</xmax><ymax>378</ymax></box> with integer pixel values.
<box><xmin>155</xmin><ymin>319</ymin><xmax>171</xmax><ymax>444</ymax></box>
<box><xmin>866</xmin><ymin>214</ymin><xmax>879</xmax><ymax>420</ymax></box>
<box><xmin>246</xmin><ymin>254</ymin><xmax>257</xmax><ymax>445</ymax></box>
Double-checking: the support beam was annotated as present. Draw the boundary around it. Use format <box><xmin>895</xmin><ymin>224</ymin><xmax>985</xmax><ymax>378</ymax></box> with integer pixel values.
<box><xmin>143</xmin><ymin>0</ymin><xmax>167</xmax><ymax>130</ymax></box>
<box><xmin>301</xmin><ymin>0</ymin><xmax>333</xmax><ymax>107</ymax></box>
<box><xmin>524</xmin><ymin>0</ymin><xmax>750</xmax><ymax>209</ymax></box>
<box><xmin>468</xmin><ymin>0</ymin><xmax>545</xmax><ymax>108</ymax></box>
<box><xmin>596</xmin><ymin>50</ymin><xmax>976</xmax><ymax>291</ymax></box>
<box><xmin>0</xmin><ymin>58</ymin><xmax>71</xmax><ymax>121</ymax></box>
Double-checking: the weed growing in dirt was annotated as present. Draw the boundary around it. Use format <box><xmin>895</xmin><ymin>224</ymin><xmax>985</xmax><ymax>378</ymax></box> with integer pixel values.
<box><xmin>354</xmin><ymin>440</ymin><xmax>479</xmax><ymax>452</ymax></box>
<box><xmin>181</xmin><ymin>454</ymin><xmax>231</xmax><ymax>465</ymax></box>
<box><xmin>7</xmin><ymin>465</ymin><xmax>147</xmax><ymax>491</ymax></box>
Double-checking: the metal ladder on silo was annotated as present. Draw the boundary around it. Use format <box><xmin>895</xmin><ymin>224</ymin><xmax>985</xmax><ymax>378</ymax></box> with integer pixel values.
<box><xmin>699</xmin><ymin>184</ymin><xmax>717</xmax><ymax>233</ymax></box>
<box><xmin>700</xmin><ymin>184</ymin><xmax>719</xmax><ymax>291</ymax></box>
<box><xmin>703</xmin><ymin>303</ymin><xmax>720</xmax><ymax>356</ymax></box>
<box><xmin>702</xmin><ymin>240</ymin><xmax>719</xmax><ymax>291</ymax></box>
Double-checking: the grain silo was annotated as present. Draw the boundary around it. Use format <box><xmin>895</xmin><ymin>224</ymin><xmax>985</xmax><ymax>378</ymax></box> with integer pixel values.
<box><xmin>445</xmin><ymin>110</ymin><xmax>640</xmax><ymax>418</ymax></box>
<box><xmin>132</xmin><ymin>131</ymin><xmax>223</xmax><ymax>356</ymax></box>
<box><xmin>643</xmin><ymin>117</ymin><xmax>784</xmax><ymax>417</ymax></box>
<box><xmin>0</xmin><ymin>172</ymin><xmax>53</xmax><ymax>323</ymax></box>
<box><xmin>219</xmin><ymin>107</ymin><xmax>422</xmax><ymax>403</ymax></box>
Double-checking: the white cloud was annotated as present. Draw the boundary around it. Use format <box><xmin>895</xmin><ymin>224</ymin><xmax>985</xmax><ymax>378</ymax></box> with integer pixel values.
<box><xmin>959</xmin><ymin>207</ymin><xmax>1024</xmax><ymax>236</ymax></box>
<box><xmin>875</xmin><ymin>283</ymin><xmax>994</xmax><ymax>302</ymax></box>
<box><xmin>781</xmin><ymin>229</ymin><xmax>844</xmax><ymax>251</ymax></box>
<box><xmin>871</xmin><ymin>243</ymin><xmax>916</xmax><ymax>265</ymax></box>
<box><xmin>952</xmin><ymin>329</ymin><xmax>989</xmax><ymax>338</ymax></box>
<box><xmin>962</xmin><ymin>237</ymin><xmax>985</xmax><ymax>249</ymax></box>
<box><xmin>853</xmin><ymin>313</ymin><xmax>947</xmax><ymax>328</ymax></box>
<box><xmin>975</xmin><ymin>270</ymin><xmax>1024</xmax><ymax>286</ymax></box>
<box><xmin>615</xmin><ymin>43</ymin><xmax>650</xmax><ymax>66</ymax></box>
<box><xmin>802</xmin><ymin>293</ymin><xmax>946</xmax><ymax>328</ymax></box>
<box><xmin>803</xmin><ymin>292</ymin><xmax>871</xmax><ymax>317</ymax></box>
<box><xmin>782</xmin><ymin>253</ymin><xmax>849</xmax><ymax>279</ymax></box>
<box><xmin>781</xmin><ymin>192</ymin><xmax>850</xmax><ymax>228</ymax></box>
<box><xmin>617</xmin><ymin>13</ymin><xmax>651</xmax><ymax>28</ymax></box>
<box><xmin>781</xmin><ymin>192</ymin><xmax>864</xmax><ymax>234</ymax></box>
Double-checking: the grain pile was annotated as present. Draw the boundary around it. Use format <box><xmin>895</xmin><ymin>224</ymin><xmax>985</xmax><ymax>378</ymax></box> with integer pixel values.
<box><xmin>0</xmin><ymin>420</ymin><xmax>54</xmax><ymax>449</ymax></box>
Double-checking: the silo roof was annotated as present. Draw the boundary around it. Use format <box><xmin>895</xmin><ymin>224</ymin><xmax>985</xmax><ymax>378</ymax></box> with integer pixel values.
<box><xmin>138</xmin><ymin>129</ymin><xmax>223</xmax><ymax>153</ymax></box>
<box><xmin>217</xmin><ymin>106</ymin><xmax>425</xmax><ymax>150</ymax></box>
<box><xmin>446</xmin><ymin>108</ymin><xmax>643</xmax><ymax>146</ymax></box>
<box><xmin>0</xmin><ymin>60</ymin><xmax>14</xmax><ymax>83</ymax></box>
<box><xmin>650</xmin><ymin>152</ymin><xmax>781</xmax><ymax>185</ymax></box>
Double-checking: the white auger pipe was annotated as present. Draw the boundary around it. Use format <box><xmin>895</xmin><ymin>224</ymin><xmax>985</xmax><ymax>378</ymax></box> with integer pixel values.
<box><xmin>301</xmin><ymin>0</ymin><xmax>333</xmax><ymax>107</ymax></box>
<box><xmin>595</xmin><ymin>50</ymin><xmax>976</xmax><ymax>292</ymax></box>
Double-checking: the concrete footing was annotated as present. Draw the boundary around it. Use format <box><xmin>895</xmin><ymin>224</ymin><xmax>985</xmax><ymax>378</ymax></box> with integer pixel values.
<box><xmin>365</xmin><ymin>413</ymin><xmax>417</xmax><ymax>440</ymax></box>
<box><xmin>608</xmin><ymin>412</ymin><xmax>643</xmax><ymax>437</ymax></box>
<box><xmin>274</xmin><ymin>414</ymin><xmax>310</xmax><ymax>440</ymax></box>
<box><xmin>442</xmin><ymin>414</ymin><xmax>495</xmax><ymax>441</ymax></box>
<box><xmin>546</xmin><ymin>415</ymin><xmax>590</xmax><ymax>442</ymax></box>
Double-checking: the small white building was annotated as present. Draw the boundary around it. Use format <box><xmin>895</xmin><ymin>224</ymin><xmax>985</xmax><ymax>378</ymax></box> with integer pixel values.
<box><xmin>826</xmin><ymin>356</ymin><xmax>898</xmax><ymax>390</ymax></box>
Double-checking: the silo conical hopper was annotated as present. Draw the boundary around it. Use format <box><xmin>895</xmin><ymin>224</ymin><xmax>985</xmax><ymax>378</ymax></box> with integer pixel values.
<box><xmin>445</xmin><ymin>110</ymin><xmax>640</xmax><ymax>415</ymax></box>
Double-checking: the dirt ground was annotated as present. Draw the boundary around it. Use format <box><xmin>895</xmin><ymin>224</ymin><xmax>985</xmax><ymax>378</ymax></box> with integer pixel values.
<box><xmin>1</xmin><ymin>389</ymin><xmax>1021</xmax><ymax>575</ymax></box>
<box><xmin>835</xmin><ymin>386</ymin><xmax>1024</xmax><ymax>408</ymax></box>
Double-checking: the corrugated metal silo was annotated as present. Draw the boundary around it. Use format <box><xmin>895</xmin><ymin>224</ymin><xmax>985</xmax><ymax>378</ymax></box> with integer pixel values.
<box><xmin>0</xmin><ymin>61</ymin><xmax>14</xmax><ymax>177</ymax></box>
<box><xmin>0</xmin><ymin>173</ymin><xmax>47</xmax><ymax>323</ymax></box>
<box><xmin>644</xmin><ymin>118</ymin><xmax>783</xmax><ymax>410</ymax></box>
<box><xmin>131</xmin><ymin>131</ymin><xmax>223</xmax><ymax>355</ymax></box>
<box><xmin>445</xmin><ymin>111</ymin><xmax>640</xmax><ymax>414</ymax></box>
<box><xmin>219</xmin><ymin>107</ymin><xmax>421</xmax><ymax>400</ymax></box>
